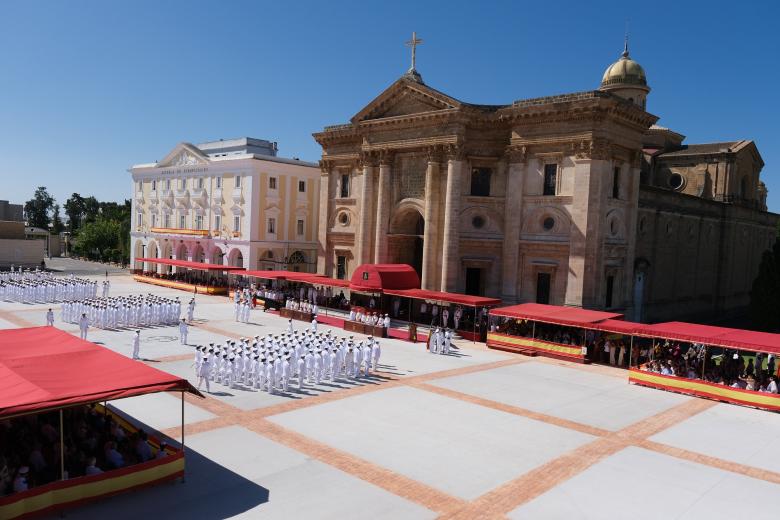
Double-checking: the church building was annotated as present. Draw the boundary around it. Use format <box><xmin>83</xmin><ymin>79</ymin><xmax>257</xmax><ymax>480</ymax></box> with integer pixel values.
<box><xmin>313</xmin><ymin>40</ymin><xmax>777</xmax><ymax>323</ymax></box>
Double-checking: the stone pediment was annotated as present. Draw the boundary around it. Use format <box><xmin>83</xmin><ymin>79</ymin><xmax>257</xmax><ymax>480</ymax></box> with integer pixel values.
<box><xmin>351</xmin><ymin>78</ymin><xmax>461</xmax><ymax>123</ymax></box>
<box><xmin>157</xmin><ymin>143</ymin><xmax>210</xmax><ymax>167</ymax></box>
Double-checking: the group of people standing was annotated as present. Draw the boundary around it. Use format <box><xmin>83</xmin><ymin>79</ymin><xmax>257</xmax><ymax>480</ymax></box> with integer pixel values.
<box><xmin>60</xmin><ymin>295</ymin><xmax>196</xmax><ymax>332</ymax></box>
<box><xmin>193</xmin><ymin>329</ymin><xmax>382</xmax><ymax>394</ymax></box>
<box><xmin>427</xmin><ymin>327</ymin><xmax>455</xmax><ymax>355</ymax></box>
<box><xmin>0</xmin><ymin>270</ymin><xmax>99</xmax><ymax>304</ymax></box>
<box><xmin>348</xmin><ymin>308</ymin><xmax>390</xmax><ymax>328</ymax></box>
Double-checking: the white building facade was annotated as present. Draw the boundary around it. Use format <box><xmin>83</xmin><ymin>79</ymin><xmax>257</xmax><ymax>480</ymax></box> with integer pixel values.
<box><xmin>130</xmin><ymin>138</ymin><xmax>320</xmax><ymax>274</ymax></box>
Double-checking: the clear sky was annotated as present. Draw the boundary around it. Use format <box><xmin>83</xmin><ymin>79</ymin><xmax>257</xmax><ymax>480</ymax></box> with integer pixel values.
<box><xmin>1</xmin><ymin>0</ymin><xmax>779</xmax><ymax>211</ymax></box>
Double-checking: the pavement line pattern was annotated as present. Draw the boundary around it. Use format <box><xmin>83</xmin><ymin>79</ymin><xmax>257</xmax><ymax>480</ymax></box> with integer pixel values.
<box><xmin>0</xmin><ymin>309</ymin><xmax>36</xmax><ymax>328</ymax></box>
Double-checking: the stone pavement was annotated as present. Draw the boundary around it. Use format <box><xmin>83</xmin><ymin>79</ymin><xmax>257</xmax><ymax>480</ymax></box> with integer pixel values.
<box><xmin>3</xmin><ymin>264</ymin><xmax>780</xmax><ymax>519</ymax></box>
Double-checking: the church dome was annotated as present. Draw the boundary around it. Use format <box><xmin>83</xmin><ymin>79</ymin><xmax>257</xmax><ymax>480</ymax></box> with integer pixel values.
<box><xmin>600</xmin><ymin>45</ymin><xmax>648</xmax><ymax>89</ymax></box>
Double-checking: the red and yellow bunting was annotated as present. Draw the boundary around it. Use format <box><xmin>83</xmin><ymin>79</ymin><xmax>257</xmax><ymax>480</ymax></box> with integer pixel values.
<box><xmin>487</xmin><ymin>333</ymin><xmax>585</xmax><ymax>359</ymax></box>
<box><xmin>0</xmin><ymin>453</ymin><xmax>184</xmax><ymax>519</ymax></box>
<box><xmin>133</xmin><ymin>275</ymin><xmax>227</xmax><ymax>295</ymax></box>
<box><xmin>629</xmin><ymin>368</ymin><xmax>780</xmax><ymax>412</ymax></box>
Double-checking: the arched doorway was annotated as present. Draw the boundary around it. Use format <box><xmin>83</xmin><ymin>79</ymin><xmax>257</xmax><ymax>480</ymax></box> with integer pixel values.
<box><xmin>174</xmin><ymin>243</ymin><xmax>189</xmax><ymax>274</ymax></box>
<box><xmin>160</xmin><ymin>241</ymin><xmax>174</xmax><ymax>274</ymax></box>
<box><xmin>211</xmin><ymin>246</ymin><xmax>224</xmax><ymax>265</ymax></box>
<box><xmin>288</xmin><ymin>250</ymin><xmax>306</xmax><ymax>272</ymax></box>
<box><xmin>192</xmin><ymin>244</ymin><xmax>205</xmax><ymax>263</ymax></box>
<box><xmin>389</xmin><ymin>208</ymin><xmax>424</xmax><ymax>278</ymax></box>
<box><xmin>228</xmin><ymin>248</ymin><xmax>244</xmax><ymax>268</ymax></box>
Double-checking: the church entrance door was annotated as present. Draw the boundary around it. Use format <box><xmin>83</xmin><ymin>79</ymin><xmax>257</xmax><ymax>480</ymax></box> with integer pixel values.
<box><xmin>465</xmin><ymin>268</ymin><xmax>482</xmax><ymax>296</ymax></box>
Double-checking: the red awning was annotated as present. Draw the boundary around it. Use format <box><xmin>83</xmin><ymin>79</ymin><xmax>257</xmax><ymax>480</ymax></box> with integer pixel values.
<box><xmin>307</xmin><ymin>277</ymin><xmax>352</xmax><ymax>288</ymax></box>
<box><xmin>136</xmin><ymin>257</ymin><xmax>245</xmax><ymax>272</ymax></box>
<box><xmin>242</xmin><ymin>270</ymin><xmax>314</xmax><ymax>281</ymax></box>
<box><xmin>349</xmin><ymin>264</ymin><xmax>420</xmax><ymax>293</ymax></box>
<box><xmin>589</xmin><ymin>318</ymin><xmax>638</xmax><ymax>334</ymax></box>
<box><xmin>490</xmin><ymin>303</ymin><xmax>624</xmax><ymax>327</ymax></box>
<box><xmin>384</xmin><ymin>288</ymin><xmax>501</xmax><ymax>307</ymax></box>
<box><xmin>634</xmin><ymin>321</ymin><xmax>780</xmax><ymax>355</ymax></box>
<box><xmin>0</xmin><ymin>327</ymin><xmax>201</xmax><ymax>419</ymax></box>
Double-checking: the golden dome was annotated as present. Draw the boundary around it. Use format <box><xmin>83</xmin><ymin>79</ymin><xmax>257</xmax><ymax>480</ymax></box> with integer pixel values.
<box><xmin>600</xmin><ymin>44</ymin><xmax>648</xmax><ymax>89</ymax></box>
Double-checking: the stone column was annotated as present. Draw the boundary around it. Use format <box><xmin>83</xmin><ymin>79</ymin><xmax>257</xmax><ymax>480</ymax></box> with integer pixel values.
<box><xmin>421</xmin><ymin>149</ymin><xmax>441</xmax><ymax>290</ymax></box>
<box><xmin>357</xmin><ymin>156</ymin><xmax>376</xmax><ymax>266</ymax></box>
<box><xmin>441</xmin><ymin>146</ymin><xmax>464</xmax><ymax>293</ymax></box>
<box><xmin>501</xmin><ymin>148</ymin><xmax>527</xmax><ymax>302</ymax></box>
<box><xmin>374</xmin><ymin>152</ymin><xmax>393</xmax><ymax>264</ymax></box>
<box><xmin>316</xmin><ymin>163</ymin><xmax>331</xmax><ymax>275</ymax></box>
<box><xmin>565</xmin><ymin>140</ymin><xmax>610</xmax><ymax>308</ymax></box>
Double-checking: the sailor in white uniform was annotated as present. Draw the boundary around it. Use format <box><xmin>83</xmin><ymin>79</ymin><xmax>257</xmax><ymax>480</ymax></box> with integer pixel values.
<box><xmin>79</xmin><ymin>313</ymin><xmax>90</xmax><ymax>340</ymax></box>
<box><xmin>46</xmin><ymin>308</ymin><xmax>54</xmax><ymax>326</ymax></box>
<box><xmin>132</xmin><ymin>330</ymin><xmax>141</xmax><ymax>360</ymax></box>
<box><xmin>179</xmin><ymin>318</ymin><xmax>189</xmax><ymax>345</ymax></box>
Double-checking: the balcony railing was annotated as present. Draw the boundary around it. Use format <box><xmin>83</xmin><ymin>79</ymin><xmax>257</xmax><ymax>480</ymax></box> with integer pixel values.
<box><xmin>150</xmin><ymin>227</ymin><xmax>209</xmax><ymax>237</ymax></box>
<box><xmin>231</xmin><ymin>188</ymin><xmax>243</xmax><ymax>203</ymax></box>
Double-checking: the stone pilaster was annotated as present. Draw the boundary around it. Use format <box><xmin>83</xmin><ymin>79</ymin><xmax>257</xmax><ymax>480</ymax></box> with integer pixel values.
<box><xmin>441</xmin><ymin>145</ymin><xmax>464</xmax><ymax>293</ymax></box>
<box><xmin>374</xmin><ymin>152</ymin><xmax>393</xmax><ymax>264</ymax></box>
<box><xmin>421</xmin><ymin>148</ymin><xmax>441</xmax><ymax>290</ymax></box>
<box><xmin>317</xmin><ymin>161</ymin><xmax>331</xmax><ymax>275</ymax></box>
<box><xmin>501</xmin><ymin>147</ymin><xmax>527</xmax><ymax>302</ymax></box>
<box><xmin>357</xmin><ymin>155</ymin><xmax>376</xmax><ymax>266</ymax></box>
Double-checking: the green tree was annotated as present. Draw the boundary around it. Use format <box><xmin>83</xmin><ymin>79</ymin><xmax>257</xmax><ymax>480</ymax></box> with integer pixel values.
<box><xmin>64</xmin><ymin>193</ymin><xmax>85</xmax><ymax>233</ymax></box>
<box><xmin>51</xmin><ymin>204</ymin><xmax>65</xmax><ymax>234</ymax></box>
<box><xmin>72</xmin><ymin>218</ymin><xmax>122</xmax><ymax>260</ymax></box>
<box><xmin>750</xmin><ymin>240</ymin><xmax>780</xmax><ymax>331</ymax></box>
<box><xmin>83</xmin><ymin>196</ymin><xmax>100</xmax><ymax>224</ymax></box>
<box><xmin>24</xmin><ymin>186</ymin><xmax>55</xmax><ymax>229</ymax></box>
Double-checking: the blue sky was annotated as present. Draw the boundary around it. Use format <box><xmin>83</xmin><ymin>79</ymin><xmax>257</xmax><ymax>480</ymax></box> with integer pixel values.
<box><xmin>1</xmin><ymin>0</ymin><xmax>779</xmax><ymax>211</ymax></box>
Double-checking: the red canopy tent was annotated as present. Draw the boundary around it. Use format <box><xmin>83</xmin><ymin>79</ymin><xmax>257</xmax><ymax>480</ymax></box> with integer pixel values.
<box><xmin>242</xmin><ymin>270</ymin><xmax>321</xmax><ymax>282</ymax></box>
<box><xmin>135</xmin><ymin>257</ymin><xmax>246</xmax><ymax>272</ymax></box>
<box><xmin>588</xmin><ymin>318</ymin><xmax>639</xmax><ymax>334</ymax></box>
<box><xmin>349</xmin><ymin>264</ymin><xmax>420</xmax><ymax>293</ymax></box>
<box><xmin>490</xmin><ymin>303</ymin><xmax>623</xmax><ymax>328</ymax></box>
<box><xmin>384</xmin><ymin>288</ymin><xmax>501</xmax><ymax>307</ymax></box>
<box><xmin>0</xmin><ymin>327</ymin><xmax>201</xmax><ymax>419</ymax></box>
<box><xmin>634</xmin><ymin>321</ymin><xmax>780</xmax><ymax>355</ymax></box>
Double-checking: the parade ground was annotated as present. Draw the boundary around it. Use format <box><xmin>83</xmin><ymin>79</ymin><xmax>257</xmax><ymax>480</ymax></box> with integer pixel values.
<box><xmin>3</xmin><ymin>261</ymin><xmax>780</xmax><ymax>519</ymax></box>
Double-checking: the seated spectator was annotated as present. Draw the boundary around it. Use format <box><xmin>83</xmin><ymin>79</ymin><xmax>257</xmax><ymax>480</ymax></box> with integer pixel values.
<box><xmin>85</xmin><ymin>456</ymin><xmax>103</xmax><ymax>476</ymax></box>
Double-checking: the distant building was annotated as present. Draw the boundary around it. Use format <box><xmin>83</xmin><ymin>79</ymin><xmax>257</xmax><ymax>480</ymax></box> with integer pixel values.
<box><xmin>313</xmin><ymin>42</ymin><xmax>778</xmax><ymax>323</ymax></box>
<box><xmin>0</xmin><ymin>200</ymin><xmax>24</xmax><ymax>222</ymax></box>
<box><xmin>129</xmin><ymin>138</ymin><xmax>320</xmax><ymax>273</ymax></box>
<box><xmin>0</xmin><ymin>221</ymin><xmax>44</xmax><ymax>268</ymax></box>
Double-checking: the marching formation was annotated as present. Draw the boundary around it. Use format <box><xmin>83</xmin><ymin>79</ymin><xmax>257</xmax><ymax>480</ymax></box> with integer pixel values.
<box><xmin>0</xmin><ymin>271</ymin><xmax>99</xmax><ymax>303</ymax></box>
<box><xmin>193</xmin><ymin>329</ymin><xmax>381</xmax><ymax>394</ymax></box>
<box><xmin>61</xmin><ymin>294</ymin><xmax>183</xmax><ymax>330</ymax></box>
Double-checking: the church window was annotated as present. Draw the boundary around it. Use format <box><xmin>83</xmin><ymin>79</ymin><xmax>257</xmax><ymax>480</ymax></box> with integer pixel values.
<box><xmin>612</xmin><ymin>167</ymin><xmax>620</xmax><ymax>199</ymax></box>
<box><xmin>179</xmin><ymin>215</ymin><xmax>186</xmax><ymax>229</ymax></box>
<box><xmin>669</xmin><ymin>173</ymin><xmax>684</xmax><ymax>190</ymax></box>
<box><xmin>235</xmin><ymin>176</ymin><xmax>242</xmax><ymax>188</ymax></box>
<box><xmin>340</xmin><ymin>174</ymin><xmax>350</xmax><ymax>198</ymax></box>
<box><xmin>543</xmin><ymin>217</ymin><xmax>555</xmax><ymax>231</ymax></box>
<box><xmin>136</xmin><ymin>213</ymin><xmax>142</xmax><ymax>227</ymax></box>
<box><xmin>470</xmin><ymin>168</ymin><xmax>492</xmax><ymax>196</ymax></box>
<box><xmin>234</xmin><ymin>216</ymin><xmax>241</xmax><ymax>232</ymax></box>
<box><xmin>297</xmin><ymin>219</ymin><xmax>305</xmax><ymax>236</ymax></box>
<box><xmin>267</xmin><ymin>218</ymin><xmax>276</xmax><ymax>234</ymax></box>
<box><xmin>543</xmin><ymin>164</ymin><xmax>557</xmax><ymax>196</ymax></box>
<box><xmin>266</xmin><ymin>250</ymin><xmax>274</xmax><ymax>259</ymax></box>
<box><xmin>298</xmin><ymin>180</ymin><xmax>306</xmax><ymax>193</ymax></box>
<box><xmin>164</xmin><ymin>214</ymin><xmax>171</xmax><ymax>228</ymax></box>
<box><xmin>214</xmin><ymin>214</ymin><xmax>220</xmax><ymax>231</ymax></box>
<box><xmin>336</xmin><ymin>255</ymin><xmax>347</xmax><ymax>280</ymax></box>
<box><xmin>610</xmin><ymin>220</ymin><xmax>618</xmax><ymax>236</ymax></box>
<box><xmin>195</xmin><ymin>215</ymin><xmax>203</xmax><ymax>230</ymax></box>
<box><xmin>269</xmin><ymin>177</ymin><xmax>277</xmax><ymax>190</ymax></box>
<box><xmin>472</xmin><ymin>216</ymin><xmax>485</xmax><ymax>229</ymax></box>
<box><xmin>151</xmin><ymin>180</ymin><xmax>157</xmax><ymax>191</ymax></box>
<box><xmin>339</xmin><ymin>213</ymin><xmax>349</xmax><ymax>226</ymax></box>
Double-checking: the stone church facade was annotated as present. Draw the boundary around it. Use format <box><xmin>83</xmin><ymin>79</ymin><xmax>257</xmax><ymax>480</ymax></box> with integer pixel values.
<box><xmin>313</xmin><ymin>46</ymin><xmax>778</xmax><ymax>323</ymax></box>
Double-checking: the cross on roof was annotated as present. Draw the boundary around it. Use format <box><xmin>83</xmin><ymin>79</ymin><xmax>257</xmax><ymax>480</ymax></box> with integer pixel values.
<box><xmin>405</xmin><ymin>31</ymin><xmax>423</xmax><ymax>72</ymax></box>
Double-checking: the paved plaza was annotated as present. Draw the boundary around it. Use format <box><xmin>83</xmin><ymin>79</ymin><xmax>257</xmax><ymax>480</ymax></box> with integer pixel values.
<box><xmin>3</xmin><ymin>262</ymin><xmax>780</xmax><ymax>519</ymax></box>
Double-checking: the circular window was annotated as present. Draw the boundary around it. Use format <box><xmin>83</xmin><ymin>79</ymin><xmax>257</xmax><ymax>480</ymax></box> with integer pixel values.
<box><xmin>543</xmin><ymin>217</ymin><xmax>555</xmax><ymax>231</ymax></box>
<box><xmin>472</xmin><ymin>216</ymin><xmax>485</xmax><ymax>229</ymax></box>
<box><xmin>669</xmin><ymin>173</ymin><xmax>684</xmax><ymax>190</ymax></box>
<box><xmin>338</xmin><ymin>213</ymin><xmax>349</xmax><ymax>226</ymax></box>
